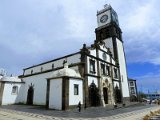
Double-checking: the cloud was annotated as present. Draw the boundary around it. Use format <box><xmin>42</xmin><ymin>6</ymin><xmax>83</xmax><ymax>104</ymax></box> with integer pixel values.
<box><xmin>121</xmin><ymin>0</ymin><xmax>160</xmax><ymax>65</ymax></box>
<box><xmin>0</xmin><ymin>0</ymin><xmax>97</xmax><ymax>75</ymax></box>
<box><xmin>136</xmin><ymin>71</ymin><xmax>160</xmax><ymax>93</ymax></box>
<box><xmin>124</xmin><ymin>2</ymin><xmax>153</xmax><ymax>31</ymax></box>
<box><xmin>0</xmin><ymin>0</ymin><xmax>160</xmax><ymax>76</ymax></box>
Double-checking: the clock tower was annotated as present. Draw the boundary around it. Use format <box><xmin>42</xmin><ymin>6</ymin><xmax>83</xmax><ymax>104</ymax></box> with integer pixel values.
<box><xmin>95</xmin><ymin>4</ymin><xmax>130</xmax><ymax>100</ymax></box>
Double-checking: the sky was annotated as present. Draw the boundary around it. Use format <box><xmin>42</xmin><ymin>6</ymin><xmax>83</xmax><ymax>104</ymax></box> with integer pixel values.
<box><xmin>0</xmin><ymin>0</ymin><xmax>160</xmax><ymax>93</ymax></box>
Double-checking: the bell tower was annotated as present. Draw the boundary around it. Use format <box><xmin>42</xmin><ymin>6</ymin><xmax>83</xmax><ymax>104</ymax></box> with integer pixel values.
<box><xmin>95</xmin><ymin>4</ymin><xmax>130</xmax><ymax>100</ymax></box>
<box><xmin>96</xmin><ymin>4</ymin><xmax>122</xmax><ymax>59</ymax></box>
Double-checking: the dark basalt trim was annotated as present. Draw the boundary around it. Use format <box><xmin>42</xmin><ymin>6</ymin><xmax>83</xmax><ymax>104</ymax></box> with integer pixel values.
<box><xmin>128</xmin><ymin>78</ymin><xmax>136</xmax><ymax>81</ymax></box>
<box><xmin>112</xmin><ymin>36</ymin><xmax>118</xmax><ymax>60</ymax></box>
<box><xmin>47</xmin><ymin>76</ymin><xmax>84</xmax><ymax>81</ymax></box>
<box><xmin>46</xmin><ymin>79</ymin><xmax>50</xmax><ymax>108</ymax></box>
<box><xmin>95</xmin><ymin>23</ymin><xmax>122</xmax><ymax>33</ymax></box>
<box><xmin>62</xmin><ymin>77</ymin><xmax>69</xmax><ymax>110</ymax></box>
<box><xmin>0</xmin><ymin>81</ymin><xmax>25</xmax><ymax>84</ymax></box>
<box><xmin>123</xmin><ymin>97</ymin><xmax>130</xmax><ymax>102</ymax></box>
<box><xmin>95</xmin><ymin>23</ymin><xmax>123</xmax><ymax>42</ymax></box>
<box><xmin>86</xmin><ymin>54</ymin><xmax>119</xmax><ymax>67</ymax></box>
<box><xmin>0</xmin><ymin>83</ymin><xmax>4</xmax><ymax>105</ymax></box>
<box><xmin>85</xmin><ymin>73</ymin><xmax>101</xmax><ymax>78</ymax></box>
<box><xmin>112</xmin><ymin>79</ymin><xmax>120</xmax><ymax>82</ymax></box>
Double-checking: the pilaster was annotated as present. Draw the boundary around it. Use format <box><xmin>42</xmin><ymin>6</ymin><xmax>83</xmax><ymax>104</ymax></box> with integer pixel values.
<box><xmin>62</xmin><ymin>77</ymin><xmax>69</xmax><ymax>110</ymax></box>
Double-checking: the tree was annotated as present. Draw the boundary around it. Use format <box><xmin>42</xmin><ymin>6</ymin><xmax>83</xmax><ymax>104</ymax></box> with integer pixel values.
<box><xmin>138</xmin><ymin>91</ymin><xmax>147</xmax><ymax>102</ymax></box>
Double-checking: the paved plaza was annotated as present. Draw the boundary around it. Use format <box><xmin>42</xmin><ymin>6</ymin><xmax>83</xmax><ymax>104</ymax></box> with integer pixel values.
<box><xmin>0</xmin><ymin>103</ymin><xmax>160</xmax><ymax>120</ymax></box>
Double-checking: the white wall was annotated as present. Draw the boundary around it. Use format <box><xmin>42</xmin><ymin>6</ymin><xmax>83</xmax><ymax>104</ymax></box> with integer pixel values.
<box><xmin>2</xmin><ymin>83</ymin><xmax>24</xmax><ymax>105</ymax></box>
<box><xmin>98</xmin><ymin>50</ymin><xmax>110</xmax><ymax>62</ymax></box>
<box><xmin>69</xmin><ymin>78</ymin><xmax>83</xmax><ymax>105</ymax></box>
<box><xmin>49</xmin><ymin>79</ymin><xmax>62</xmax><ymax>110</ymax></box>
<box><xmin>15</xmin><ymin>84</ymin><xmax>25</xmax><ymax>103</ymax></box>
<box><xmin>90</xmin><ymin>49</ymin><xmax>96</xmax><ymax>56</ymax></box>
<box><xmin>104</xmin><ymin>38</ymin><xmax>114</xmax><ymax>57</ymax></box>
<box><xmin>70</xmin><ymin>66</ymin><xmax>79</xmax><ymax>73</ymax></box>
<box><xmin>24</xmin><ymin>53</ymin><xmax>81</xmax><ymax>75</ymax></box>
<box><xmin>116</xmin><ymin>39</ymin><xmax>130</xmax><ymax>97</ymax></box>
<box><xmin>22</xmin><ymin>72</ymin><xmax>53</xmax><ymax>105</ymax></box>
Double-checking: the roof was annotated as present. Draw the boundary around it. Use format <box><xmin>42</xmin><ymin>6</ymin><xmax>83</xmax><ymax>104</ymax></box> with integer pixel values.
<box><xmin>0</xmin><ymin>76</ymin><xmax>22</xmax><ymax>83</ymax></box>
<box><xmin>128</xmin><ymin>78</ymin><xmax>136</xmax><ymax>81</ymax></box>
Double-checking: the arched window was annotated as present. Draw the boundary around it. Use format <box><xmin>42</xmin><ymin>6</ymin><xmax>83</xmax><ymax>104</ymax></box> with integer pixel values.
<box><xmin>101</xmin><ymin>63</ymin><xmax>106</xmax><ymax>75</ymax></box>
<box><xmin>106</xmin><ymin>65</ymin><xmax>110</xmax><ymax>76</ymax></box>
<box><xmin>114</xmin><ymin>68</ymin><xmax>118</xmax><ymax>78</ymax></box>
<box><xmin>12</xmin><ymin>86</ymin><xmax>18</xmax><ymax>94</ymax></box>
<box><xmin>89</xmin><ymin>59</ymin><xmax>96</xmax><ymax>74</ymax></box>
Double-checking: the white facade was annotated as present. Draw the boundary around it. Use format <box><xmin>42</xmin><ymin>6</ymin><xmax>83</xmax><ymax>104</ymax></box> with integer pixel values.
<box><xmin>96</xmin><ymin>4</ymin><xmax>130</xmax><ymax>101</ymax></box>
<box><xmin>48</xmin><ymin>63</ymin><xmax>83</xmax><ymax>110</ymax></box>
<box><xmin>102</xmin><ymin>38</ymin><xmax>129</xmax><ymax>98</ymax></box>
<box><xmin>116</xmin><ymin>39</ymin><xmax>130</xmax><ymax>97</ymax></box>
<box><xmin>69</xmin><ymin>78</ymin><xmax>83</xmax><ymax>105</ymax></box>
<box><xmin>0</xmin><ymin>76</ymin><xmax>24</xmax><ymax>105</ymax></box>
<box><xmin>24</xmin><ymin>53</ymin><xmax>81</xmax><ymax>76</ymax></box>
<box><xmin>22</xmin><ymin>73</ymin><xmax>49</xmax><ymax>105</ymax></box>
<box><xmin>22</xmin><ymin>53</ymin><xmax>81</xmax><ymax>106</ymax></box>
<box><xmin>0</xmin><ymin>5</ymin><xmax>130</xmax><ymax>109</ymax></box>
<box><xmin>49</xmin><ymin>79</ymin><xmax>62</xmax><ymax>110</ymax></box>
<box><xmin>48</xmin><ymin>77</ymin><xmax>83</xmax><ymax>110</ymax></box>
<box><xmin>2</xmin><ymin>83</ymin><xmax>23</xmax><ymax>105</ymax></box>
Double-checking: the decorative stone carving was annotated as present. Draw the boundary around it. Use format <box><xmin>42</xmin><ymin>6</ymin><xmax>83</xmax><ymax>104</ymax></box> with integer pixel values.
<box><xmin>101</xmin><ymin>77</ymin><xmax>115</xmax><ymax>105</ymax></box>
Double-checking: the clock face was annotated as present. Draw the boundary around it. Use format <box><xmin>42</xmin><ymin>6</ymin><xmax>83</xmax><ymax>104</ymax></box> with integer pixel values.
<box><xmin>100</xmin><ymin>15</ymin><xmax>108</xmax><ymax>23</ymax></box>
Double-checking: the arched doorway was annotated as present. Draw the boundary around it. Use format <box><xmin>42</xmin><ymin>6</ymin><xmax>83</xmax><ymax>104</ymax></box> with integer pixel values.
<box><xmin>27</xmin><ymin>84</ymin><xmax>34</xmax><ymax>105</ymax></box>
<box><xmin>89</xmin><ymin>82</ymin><xmax>100</xmax><ymax>106</ymax></box>
<box><xmin>103</xmin><ymin>87</ymin><xmax>108</xmax><ymax>104</ymax></box>
<box><xmin>115</xmin><ymin>85</ymin><xmax>122</xmax><ymax>103</ymax></box>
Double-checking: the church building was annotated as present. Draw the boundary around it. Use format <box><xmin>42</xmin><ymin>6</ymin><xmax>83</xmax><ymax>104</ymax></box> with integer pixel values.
<box><xmin>0</xmin><ymin>5</ymin><xmax>130</xmax><ymax>110</ymax></box>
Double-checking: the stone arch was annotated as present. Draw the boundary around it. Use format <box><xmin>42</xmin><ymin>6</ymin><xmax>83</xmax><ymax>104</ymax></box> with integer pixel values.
<box><xmin>115</xmin><ymin>84</ymin><xmax>122</xmax><ymax>103</ymax></box>
<box><xmin>88</xmin><ymin>81</ymin><xmax>100</xmax><ymax>106</ymax></box>
<box><xmin>27</xmin><ymin>83</ymin><xmax>34</xmax><ymax>105</ymax></box>
<box><xmin>102</xmin><ymin>78</ymin><xmax>113</xmax><ymax>105</ymax></box>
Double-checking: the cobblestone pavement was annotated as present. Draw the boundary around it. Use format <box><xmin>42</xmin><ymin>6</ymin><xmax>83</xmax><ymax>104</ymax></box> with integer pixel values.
<box><xmin>150</xmin><ymin>114</ymin><xmax>160</xmax><ymax>120</ymax></box>
<box><xmin>0</xmin><ymin>104</ymin><xmax>160</xmax><ymax>120</ymax></box>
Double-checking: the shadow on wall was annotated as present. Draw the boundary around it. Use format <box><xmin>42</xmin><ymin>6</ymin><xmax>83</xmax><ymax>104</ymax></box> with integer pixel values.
<box><xmin>15</xmin><ymin>83</ymin><xmax>26</xmax><ymax>104</ymax></box>
<box><xmin>0</xmin><ymin>83</ymin><xmax>25</xmax><ymax>105</ymax></box>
